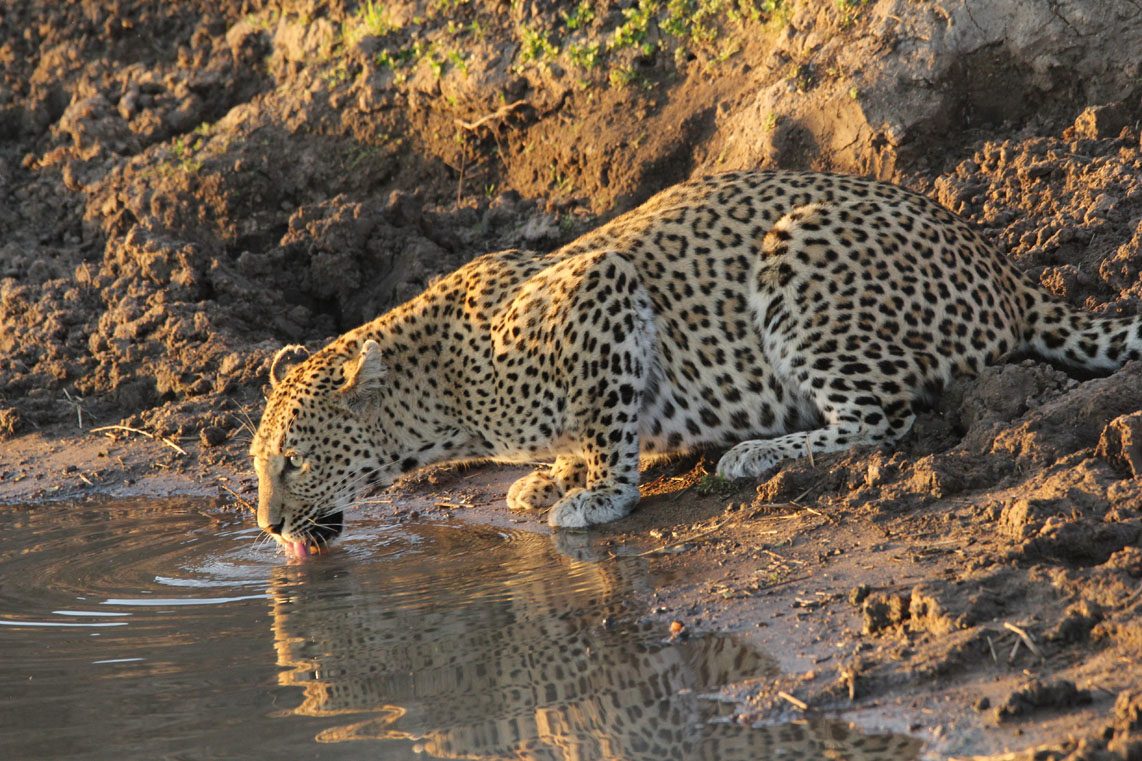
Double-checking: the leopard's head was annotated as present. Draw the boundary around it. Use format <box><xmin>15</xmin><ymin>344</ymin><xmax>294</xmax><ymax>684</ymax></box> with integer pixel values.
<box><xmin>250</xmin><ymin>339</ymin><xmax>401</xmax><ymax>557</ymax></box>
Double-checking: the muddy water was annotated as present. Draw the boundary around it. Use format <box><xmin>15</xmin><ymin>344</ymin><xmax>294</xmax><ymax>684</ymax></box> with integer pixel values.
<box><xmin>0</xmin><ymin>499</ymin><xmax>920</xmax><ymax>760</ymax></box>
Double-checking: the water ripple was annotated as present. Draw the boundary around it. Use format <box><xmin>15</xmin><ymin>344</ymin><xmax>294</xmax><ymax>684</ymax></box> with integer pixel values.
<box><xmin>0</xmin><ymin>497</ymin><xmax>922</xmax><ymax>761</ymax></box>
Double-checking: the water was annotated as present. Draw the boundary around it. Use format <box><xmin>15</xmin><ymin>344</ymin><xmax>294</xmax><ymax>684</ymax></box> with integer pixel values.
<box><xmin>0</xmin><ymin>498</ymin><xmax>920</xmax><ymax>760</ymax></box>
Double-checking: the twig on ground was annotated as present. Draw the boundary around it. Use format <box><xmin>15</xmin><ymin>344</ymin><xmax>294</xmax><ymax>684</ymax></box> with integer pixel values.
<box><xmin>762</xmin><ymin>548</ymin><xmax>806</xmax><ymax>565</ymax></box>
<box><xmin>455</xmin><ymin>100</ymin><xmax>530</xmax><ymax>132</ymax></box>
<box><xmin>638</xmin><ymin>514</ymin><xmax>735</xmax><ymax>557</ymax></box>
<box><xmin>91</xmin><ymin>425</ymin><xmax>188</xmax><ymax>456</ymax></box>
<box><xmin>670</xmin><ymin>484</ymin><xmax>696</xmax><ymax>501</ymax></box>
<box><xmin>777</xmin><ymin>691</ymin><xmax>809</xmax><ymax>711</ymax></box>
<box><xmin>758</xmin><ymin>476</ymin><xmax>828</xmax><ymax>509</ymax></box>
<box><xmin>1004</xmin><ymin>621</ymin><xmax>1042</xmax><ymax>660</ymax></box>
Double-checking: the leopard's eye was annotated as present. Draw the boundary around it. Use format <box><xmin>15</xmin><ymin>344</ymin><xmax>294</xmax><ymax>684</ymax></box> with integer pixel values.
<box><xmin>286</xmin><ymin>453</ymin><xmax>304</xmax><ymax>471</ymax></box>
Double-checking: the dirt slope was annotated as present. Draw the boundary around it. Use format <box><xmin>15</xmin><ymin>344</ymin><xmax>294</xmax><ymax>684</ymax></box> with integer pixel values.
<box><xmin>1</xmin><ymin>1</ymin><xmax>1142</xmax><ymax>758</ymax></box>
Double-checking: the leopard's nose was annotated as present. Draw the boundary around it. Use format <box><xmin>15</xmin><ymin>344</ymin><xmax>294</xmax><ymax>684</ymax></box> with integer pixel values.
<box><xmin>265</xmin><ymin>518</ymin><xmax>285</xmax><ymax>535</ymax></box>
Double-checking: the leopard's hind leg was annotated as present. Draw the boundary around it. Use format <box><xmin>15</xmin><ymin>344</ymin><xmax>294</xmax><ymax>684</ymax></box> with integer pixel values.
<box><xmin>719</xmin><ymin>199</ymin><xmax>1022</xmax><ymax>479</ymax></box>
<box><xmin>717</xmin><ymin>339</ymin><xmax>925</xmax><ymax>478</ymax></box>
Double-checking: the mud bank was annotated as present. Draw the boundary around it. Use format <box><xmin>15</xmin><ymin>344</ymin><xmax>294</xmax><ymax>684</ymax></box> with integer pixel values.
<box><xmin>2</xmin><ymin>1</ymin><xmax>1142</xmax><ymax>758</ymax></box>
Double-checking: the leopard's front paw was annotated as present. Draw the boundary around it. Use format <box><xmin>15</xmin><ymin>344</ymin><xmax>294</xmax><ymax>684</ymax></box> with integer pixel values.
<box><xmin>548</xmin><ymin>484</ymin><xmax>640</xmax><ymax>528</ymax></box>
<box><xmin>507</xmin><ymin>469</ymin><xmax>564</xmax><ymax>511</ymax></box>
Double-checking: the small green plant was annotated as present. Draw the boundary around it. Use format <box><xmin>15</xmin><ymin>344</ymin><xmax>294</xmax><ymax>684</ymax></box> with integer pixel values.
<box><xmin>445</xmin><ymin>49</ymin><xmax>469</xmax><ymax>76</ymax></box>
<box><xmin>567</xmin><ymin>41</ymin><xmax>601</xmax><ymax>69</ymax></box>
<box><xmin>660</xmin><ymin>0</ymin><xmax>780</xmax><ymax>61</ymax></box>
<box><xmin>609</xmin><ymin>64</ymin><xmax>641</xmax><ymax>88</ymax></box>
<box><xmin>763</xmin><ymin>111</ymin><xmax>778</xmax><ymax>130</ymax></box>
<box><xmin>520</xmin><ymin>24</ymin><xmax>560</xmax><ymax>62</ymax></box>
<box><xmin>836</xmin><ymin>0</ymin><xmax>870</xmax><ymax>28</ymax></box>
<box><xmin>346</xmin><ymin>145</ymin><xmax>383</xmax><ymax>169</ymax></box>
<box><xmin>714</xmin><ymin>38</ymin><xmax>741</xmax><ymax>62</ymax></box>
<box><xmin>610</xmin><ymin>0</ymin><xmax>658</xmax><ymax>54</ymax></box>
<box><xmin>661</xmin><ymin>0</ymin><xmax>690</xmax><ymax>38</ymax></box>
<box><xmin>849</xmin><ymin>85</ymin><xmax>860</xmax><ymax>100</ymax></box>
<box><xmin>376</xmin><ymin>47</ymin><xmax>415</xmax><ymax>70</ymax></box>
<box><xmin>245</xmin><ymin>9</ymin><xmax>280</xmax><ymax>30</ymax></box>
<box><xmin>694</xmin><ymin>472</ymin><xmax>738</xmax><ymax>496</ymax></box>
<box><xmin>355</xmin><ymin>1</ymin><xmax>395</xmax><ymax>37</ymax></box>
<box><xmin>549</xmin><ymin>162</ymin><xmax>574</xmax><ymax>193</ymax></box>
<box><xmin>169</xmin><ymin>136</ymin><xmax>204</xmax><ymax>173</ymax></box>
<box><xmin>325</xmin><ymin>62</ymin><xmax>350</xmax><ymax>85</ymax></box>
<box><xmin>562</xmin><ymin>0</ymin><xmax>596</xmax><ymax>30</ymax></box>
<box><xmin>786</xmin><ymin>61</ymin><xmax>813</xmax><ymax>91</ymax></box>
<box><xmin>769</xmin><ymin>0</ymin><xmax>794</xmax><ymax>27</ymax></box>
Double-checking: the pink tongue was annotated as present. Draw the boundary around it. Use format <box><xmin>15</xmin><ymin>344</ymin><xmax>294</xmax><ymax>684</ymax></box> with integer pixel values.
<box><xmin>285</xmin><ymin>541</ymin><xmax>312</xmax><ymax>559</ymax></box>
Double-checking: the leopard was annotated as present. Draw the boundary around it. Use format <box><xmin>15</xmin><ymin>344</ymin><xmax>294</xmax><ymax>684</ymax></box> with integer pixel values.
<box><xmin>250</xmin><ymin>169</ymin><xmax>1142</xmax><ymax>553</ymax></box>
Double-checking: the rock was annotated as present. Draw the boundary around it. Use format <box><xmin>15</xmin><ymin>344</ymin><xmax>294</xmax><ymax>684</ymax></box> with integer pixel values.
<box><xmin>995</xmin><ymin>679</ymin><xmax>1092</xmax><ymax>722</ymax></box>
<box><xmin>199</xmin><ymin>425</ymin><xmax>227</xmax><ymax>448</ymax></box>
<box><xmin>861</xmin><ymin>592</ymin><xmax>909</xmax><ymax>635</ymax></box>
<box><xmin>1072</xmin><ymin>103</ymin><xmax>1131</xmax><ymax>140</ymax></box>
<box><xmin>1096</xmin><ymin>411</ymin><xmax>1142</xmax><ymax>478</ymax></box>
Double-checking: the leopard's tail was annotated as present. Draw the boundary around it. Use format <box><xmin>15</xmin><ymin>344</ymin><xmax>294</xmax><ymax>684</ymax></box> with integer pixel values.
<box><xmin>1022</xmin><ymin>287</ymin><xmax>1142</xmax><ymax>371</ymax></box>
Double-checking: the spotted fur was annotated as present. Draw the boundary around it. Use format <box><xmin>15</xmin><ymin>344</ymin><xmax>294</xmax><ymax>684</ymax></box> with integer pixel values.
<box><xmin>251</xmin><ymin>170</ymin><xmax>1142</xmax><ymax>543</ymax></box>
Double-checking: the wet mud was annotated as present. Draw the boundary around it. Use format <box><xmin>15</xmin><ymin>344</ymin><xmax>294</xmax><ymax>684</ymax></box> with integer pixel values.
<box><xmin>2</xmin><ymin>2</ymin><xmax>1142</xmax><ymax>758</ymax></box>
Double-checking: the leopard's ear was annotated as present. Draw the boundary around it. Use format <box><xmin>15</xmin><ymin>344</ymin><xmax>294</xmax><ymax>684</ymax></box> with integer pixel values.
<box><xmin>269</xmin><ymin>344</ymin><xmax>310</xmax><ymax>389</ymax></box>
<box><xmin>338</xmin><ymin>339</ymin><xmax>388</xmax><ymax>412</ymax></box>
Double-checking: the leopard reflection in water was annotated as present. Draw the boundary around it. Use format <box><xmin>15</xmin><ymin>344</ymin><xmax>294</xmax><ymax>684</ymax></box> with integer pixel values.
<box><xmin>265</xmin><ymin>525</ymin><xmax>921</xmax><ymax>761</ymax></box>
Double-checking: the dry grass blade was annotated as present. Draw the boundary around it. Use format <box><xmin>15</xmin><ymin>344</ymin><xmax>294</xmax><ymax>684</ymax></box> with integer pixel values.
<box><xmin>90</xmin><ymin>424</ymin><xmax>188</xmax><ymax>456</ymax></box>
<box><xmin>62</xmin><ymin>388</ymin><xmax>84</xmax><ymax>429</ymax></box>
<box><xmin>217</xmin><ymin>482</ymin><xmax>254</xmax><ymax>512</ymax></box>
<box><xmin>224</xmin><ymin>403</ymin><xmax>258</xmax><ymax>438</ymax></box>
